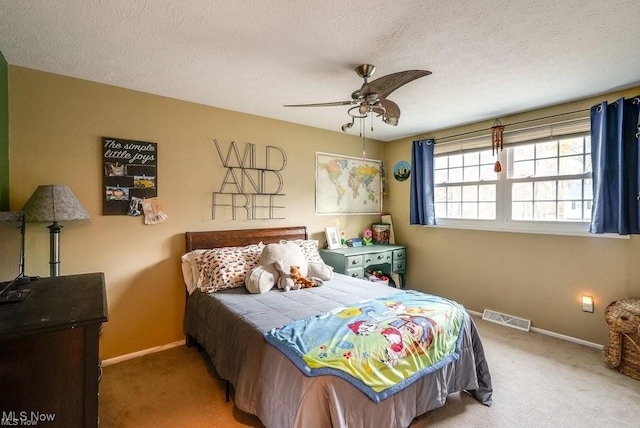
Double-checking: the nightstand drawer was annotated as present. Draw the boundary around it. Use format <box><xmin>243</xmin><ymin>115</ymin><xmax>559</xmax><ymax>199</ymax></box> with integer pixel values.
<box><xmin>346</xmin><ymin>267</ymin><xmax>364</xmax><ymax>278</ymax></box>
<box><xmin>345</xmin><ymin>255</ymin><xmax>364</xmax><ymax>269</ymax></box>
<box><xmin>393</xmin><ymin>260</ymin><xmax>406</xmax><ymax>273</ymax></box>
<box><xmin>364</xmin><ymin>251</ymin><xmax>392</xmax><ymax>268</ymax></box>
<box><xmin>393</xmin><ymin>248</ymin><xmax>405</xmax><ymax>261</ymax></box>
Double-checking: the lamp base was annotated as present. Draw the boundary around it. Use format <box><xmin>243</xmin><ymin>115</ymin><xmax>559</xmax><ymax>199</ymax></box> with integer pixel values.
<box><xmin>0</xmin><ymin>288</ymin><xmax>31</xmax><ymax>304</ymax></box>
<box><xmin>47</xmin><ymin>222</ymin><xmax>62</xmax><ymax>277</ymax></box>
<box><xmin>17</xmin><ymin>275</ymin><xmax>41</xmax><ymax>285</ymax></box>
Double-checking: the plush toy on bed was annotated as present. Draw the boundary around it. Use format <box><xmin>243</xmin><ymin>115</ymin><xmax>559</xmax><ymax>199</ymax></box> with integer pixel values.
<box><xmin>274</xmin><ymin>262</ymin><xmax>317</xmax><ymax>290</ymax></box>
<box><xmin>245</xmin><ymin>241</ymin><xmax>333</xmax><ymax>293</ymax></box>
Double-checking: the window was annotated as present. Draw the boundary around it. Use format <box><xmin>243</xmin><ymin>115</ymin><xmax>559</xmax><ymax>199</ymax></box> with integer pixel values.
<box><xmin>434</xmin><ymin>150</ymin><xmax>498</xmax><ymax>220</ymax></box>
<box><xmin>434</xmin><ymin>133</ymin><xmax>593</xmax><ymax>235</ymax></box>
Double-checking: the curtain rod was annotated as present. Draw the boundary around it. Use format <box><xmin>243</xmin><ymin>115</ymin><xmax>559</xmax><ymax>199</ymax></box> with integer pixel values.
<box><xmin>433</xmin><ymin>107</ymin><xmax>591</xmax><ymax>143</ymax></box>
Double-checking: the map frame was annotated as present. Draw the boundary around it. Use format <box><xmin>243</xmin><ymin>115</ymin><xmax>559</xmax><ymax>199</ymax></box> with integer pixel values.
<box><xmin>315</xmin><ymin>151</ymin><xmax>383</xmax><ymax>215</ymax></box>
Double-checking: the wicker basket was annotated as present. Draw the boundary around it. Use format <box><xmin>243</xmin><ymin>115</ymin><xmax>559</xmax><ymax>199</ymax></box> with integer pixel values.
<box><xmin>603</xmin><ymin>298</ymin><xmax>640</xmax><ymax>381</ymax></box>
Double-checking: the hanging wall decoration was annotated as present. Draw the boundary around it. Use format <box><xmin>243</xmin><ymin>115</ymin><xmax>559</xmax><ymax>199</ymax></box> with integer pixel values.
<box><xmin>316</xmin><ymin>152</ymin><xmax>382</xmax><ymax>215</ymax></box>
<box><xmin>393</xmin><ymin>160</ymin><xmax>411</xmax><ymax>181</ymax></box>
<box><xmin>212</xmin><ymin>139</ymin><xmax>287</xmax><ymax>220</ymax></box>
<box><xmin>102</xmin><ymin>137</ymin><xmax>157</xmax><ymax>216</ymax></box>
<box><xmin>491</xmin><ymin>118</ymin><xmax>505</xmax><ymax>172</ymax></box>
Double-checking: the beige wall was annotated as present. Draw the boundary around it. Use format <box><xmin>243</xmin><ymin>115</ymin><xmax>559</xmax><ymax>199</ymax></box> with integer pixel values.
<box><xmin>7</xmin><ymin>65</ymin><xmax>640</xmax><ymax>358</ymax></box>
<box><xmin>6</xmin><ymin>67</ymin><xmax>385</xmax><ymax>359</ymax></box>
<box><xmin>386</xmin><ymin>86</ymin><xmax>640</xmax><ymax>345</ymax></box>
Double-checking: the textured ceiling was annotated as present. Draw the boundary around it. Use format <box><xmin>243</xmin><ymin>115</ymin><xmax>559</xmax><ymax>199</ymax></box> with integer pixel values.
<box><xmin>2</xmin><ymin>0</ymin><xmax>640</xmax><ymax>141</ymax></box>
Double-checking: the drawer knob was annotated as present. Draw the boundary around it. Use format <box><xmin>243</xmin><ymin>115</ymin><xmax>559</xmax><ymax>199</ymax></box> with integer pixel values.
<box><xmin>352</xmin><ymin>260</ymin><xmax>358</xmax><ymax>265</ymax></box>
<box><xmin>352</xmin><ymin>272</ymin><xmax>359</xmax><ymax>277</ymax></box>
<box><xmin>397</xmin><ymin>264</ymin><xmax>403</xmax><ymax>269</ymax></box>
<box><xmin>377</xmin><ymin>255</ymin><xmax>384</xmax><ymax>260</ymax></box>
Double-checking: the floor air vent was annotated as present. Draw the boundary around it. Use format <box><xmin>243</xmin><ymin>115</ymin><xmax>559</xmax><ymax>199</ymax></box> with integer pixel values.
<box><xmin>482</xmin><ymin>309</ymin><xmax>531</xmax><ymax>332</ymax></box>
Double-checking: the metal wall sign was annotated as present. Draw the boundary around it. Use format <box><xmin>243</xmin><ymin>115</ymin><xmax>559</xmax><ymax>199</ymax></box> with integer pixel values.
<box><xmin>212</xmin><ymin>139</ymin><xmax>286</xmax><ymax>220</ymax></box>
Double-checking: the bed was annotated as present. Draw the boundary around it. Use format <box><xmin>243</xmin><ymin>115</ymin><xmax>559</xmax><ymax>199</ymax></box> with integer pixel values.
<box><xmin>183</xmin><ymin>226</ymin><xmax>492</xmax><ymax>428</ymax></box>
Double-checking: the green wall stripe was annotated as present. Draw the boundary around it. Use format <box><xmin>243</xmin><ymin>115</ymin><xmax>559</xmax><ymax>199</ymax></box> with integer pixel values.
<box><xmin>0</xmin><ymin>51</ymin><xmax>9</xmax><ymax>211</ymax></box>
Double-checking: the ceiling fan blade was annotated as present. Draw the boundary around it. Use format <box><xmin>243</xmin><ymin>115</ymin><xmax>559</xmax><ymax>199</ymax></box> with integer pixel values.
<box><xmin>283</xmin><ymin>100</ymin><xmax>354</xmax><ymax>107</ymax></box>
<box><xmin>361</xmin><ymin>70</ymin><xmax>431</xmax><ymax>100</ymax></box>
<box><xmin>372</xmin><ymin>99</ymin><xmax>401</xmax><ymax>126</ymax></box>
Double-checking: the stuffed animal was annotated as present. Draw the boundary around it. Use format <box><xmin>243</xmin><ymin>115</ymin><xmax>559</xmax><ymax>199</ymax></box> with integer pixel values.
<box><xmin>272</xmin><ymin>262</ymin><xmax>318</xmax><ymax>291</ymax></box>
<box><xmin>245</xmin><ymin>241</ymin><xmax>334</xmax><ymax>294</ymax></box>
<box><xmin>272</xmin><ymin>260</ymin><xmax>300</xmax><ymax>291</ymax></box>
<box><xmin>290</xmin><ymin>266</ymin><xmax>316</xmax><ymax>288</ymax></box>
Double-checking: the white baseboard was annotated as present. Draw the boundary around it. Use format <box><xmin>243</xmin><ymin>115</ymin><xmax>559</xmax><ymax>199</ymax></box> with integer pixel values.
<box><xmin>467</xmin><ymin>309</ymin><xmax>603</xmax><ymax>350</ymax></box>
<box><xmin>102</xmin><ymin>340</ymin><xmax>184</xmax><ymax>367</ymax></box>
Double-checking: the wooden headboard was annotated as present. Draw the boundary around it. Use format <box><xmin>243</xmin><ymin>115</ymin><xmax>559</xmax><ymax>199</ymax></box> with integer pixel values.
<box><xmin>185</xmin><ymin>226</ymin><xmax>308</xmax><ymax>252</ymax></box>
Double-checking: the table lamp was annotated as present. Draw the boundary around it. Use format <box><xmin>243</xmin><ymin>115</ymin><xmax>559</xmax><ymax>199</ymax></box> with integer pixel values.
<box><xmin>22</xmin><ymin>185</ymin><xmax>90</xmax><ymax>277</ymax></box>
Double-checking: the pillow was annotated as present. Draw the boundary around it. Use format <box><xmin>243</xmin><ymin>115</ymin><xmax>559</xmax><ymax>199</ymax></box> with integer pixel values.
<box><xmin>194</xmin><ymin>242</ymin><xmax>265</xmax><ymax>293</ymax></box>
<box><xmin>283</xmin><ymin>239</ymin><xmax>324</xmax><ymax>263</ymax></box>
<box><xmin>181</xmin><ymin>249</ymin><xmax>207</xmax><ymax>294</ymax></box>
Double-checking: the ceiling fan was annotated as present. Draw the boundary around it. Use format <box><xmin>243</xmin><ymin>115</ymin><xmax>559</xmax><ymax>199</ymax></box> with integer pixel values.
<box><xmin>284</xmin><ymin>64</ymin><xmax>431</xmax><ymax>132</ymax></box>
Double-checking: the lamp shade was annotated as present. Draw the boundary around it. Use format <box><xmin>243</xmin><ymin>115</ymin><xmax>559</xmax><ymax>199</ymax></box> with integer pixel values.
<box><xmin>22</xmin><ymin>185</ymin><xmax>90</xmax><ymax>222</ymax></box>
<box><xmin>0</xmin><ymin>211</ymin><xmax>24</xmax><ymax>222</ymax></box>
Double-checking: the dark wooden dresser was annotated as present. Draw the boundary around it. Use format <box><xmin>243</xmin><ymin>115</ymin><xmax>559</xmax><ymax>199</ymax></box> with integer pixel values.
<box><xmin>0</xmin><ymin>273</ymin><xmax>108</xmax><ymax>427</ymax></box>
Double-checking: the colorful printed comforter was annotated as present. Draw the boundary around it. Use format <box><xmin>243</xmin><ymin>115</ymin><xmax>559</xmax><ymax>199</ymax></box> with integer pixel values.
<box><xmin>264</xmin><ymin>290</ymin><xmax>466</xmax><ymax>402</ymax></box>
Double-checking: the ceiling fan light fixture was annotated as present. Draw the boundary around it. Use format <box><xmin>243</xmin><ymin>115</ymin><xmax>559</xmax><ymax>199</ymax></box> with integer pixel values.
<box><xmin>383</xmin><ymin>116</ymin><xmax>398</xmax><ymax>126</ymax></box>
<box><xmin>341</xmin><ymin>120</ymin><xmax>354</xmax><ymax>132</ymax></box>
<box><xmin>284</xmin><ymin>64</ymin><xmax>431</xmax><ymax>133</ymax></box>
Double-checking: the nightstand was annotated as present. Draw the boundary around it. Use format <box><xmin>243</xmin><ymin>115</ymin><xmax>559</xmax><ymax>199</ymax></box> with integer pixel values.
<box><xmin>320</xmin><ymin>244</ymin><xmax>406</xmax><ymax>288</ymax></box>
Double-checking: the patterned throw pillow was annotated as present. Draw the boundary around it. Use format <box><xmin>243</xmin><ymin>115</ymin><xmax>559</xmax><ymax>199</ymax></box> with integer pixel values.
<box><xmin>283</xmin><ymin>239</ymin><xmax>324</xmax><ymax>263</ymax></box>
<box><xmin>195</xmin><ymin>242</ymin><xmax>265</xmax><ymax>293</ymax></box>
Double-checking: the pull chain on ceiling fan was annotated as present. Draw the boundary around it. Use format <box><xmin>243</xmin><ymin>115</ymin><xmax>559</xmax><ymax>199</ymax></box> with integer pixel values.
<box><xmin>284</xmin><ymin>64</ymin><xmax>432</xmax><ymax>132</ymax></box>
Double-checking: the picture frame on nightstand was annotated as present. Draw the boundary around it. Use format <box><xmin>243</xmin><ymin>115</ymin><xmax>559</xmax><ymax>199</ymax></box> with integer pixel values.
<box><xmin>325</xmin><ymin>227</ymin><xmax>342</xmax><ymax>249</ymax></box>
<box><xmin>371</xmin><ymin>223</ymin><xmax>391</xmax><ymax>244</ymax></box>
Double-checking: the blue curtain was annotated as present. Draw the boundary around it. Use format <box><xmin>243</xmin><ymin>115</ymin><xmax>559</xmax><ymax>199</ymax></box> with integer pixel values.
<box><xmin>410</xmin><ymin>139</ymin><xmax>436</xmax><ymax>225</ymax></box>
<box><xmin>590</xmin><ymin>96</ymin><xmax>640</xmax><ymax>234</ymax></box>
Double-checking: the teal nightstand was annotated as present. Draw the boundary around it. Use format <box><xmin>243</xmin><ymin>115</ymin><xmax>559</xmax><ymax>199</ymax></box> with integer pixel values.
<box><xmin>320</xmin><ymin>244</ymin><xmax>406</xmax><ymax>288</ymax></box>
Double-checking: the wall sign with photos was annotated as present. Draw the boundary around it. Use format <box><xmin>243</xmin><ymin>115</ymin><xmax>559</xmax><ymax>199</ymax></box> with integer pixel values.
<box><xmin>102</xmin><ymin>137</ymin><xmax>157</xmax><ymax>216</ymax></box>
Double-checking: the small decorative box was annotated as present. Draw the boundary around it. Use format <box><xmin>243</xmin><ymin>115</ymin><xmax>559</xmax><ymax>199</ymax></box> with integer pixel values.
<box><xmin>346</xmin><ymin>238</ymin><xmax>363</xmax><ymax>247</ymax></box>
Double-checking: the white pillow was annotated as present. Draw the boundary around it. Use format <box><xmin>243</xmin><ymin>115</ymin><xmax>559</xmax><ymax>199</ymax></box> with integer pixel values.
<box><xmin>181</xmin><ymin>249</ymin><xmax>207</xmax><ymax>294</ymax></box>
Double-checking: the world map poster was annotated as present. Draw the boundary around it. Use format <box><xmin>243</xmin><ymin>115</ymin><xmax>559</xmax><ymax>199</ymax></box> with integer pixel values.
<box><xmin>315</xmin><ymin>152</ymin><xmax>382</xmax><ymax>215</ymax></box>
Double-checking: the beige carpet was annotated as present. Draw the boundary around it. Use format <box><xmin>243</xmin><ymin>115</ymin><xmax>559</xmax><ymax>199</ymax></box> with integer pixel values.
<box><xmin>99</xmin><ymin>316</ymin><xmax>640</xmax><ymax>427</ymax></box>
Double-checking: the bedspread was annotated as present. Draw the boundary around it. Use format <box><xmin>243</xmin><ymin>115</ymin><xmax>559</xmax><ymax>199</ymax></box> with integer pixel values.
<box><xmin>184</xmin><ymin>273</ymin><xmax>492</xmax><ymax>428</ymax></box>
<box><xmin>265</xmin><ymin>292</ymin><xmax>466</xmax><ymax>402</ymax></box>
